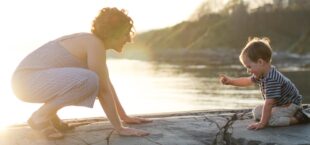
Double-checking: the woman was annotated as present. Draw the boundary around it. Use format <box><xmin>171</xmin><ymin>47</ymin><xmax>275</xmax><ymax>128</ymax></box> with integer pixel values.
<box><xmin>11</xmin><ymin>7</ymin><xmax>151</xmax><ymax>139</ymax></box>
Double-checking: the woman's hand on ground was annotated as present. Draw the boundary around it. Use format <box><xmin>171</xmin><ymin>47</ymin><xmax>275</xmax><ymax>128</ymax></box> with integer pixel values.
<box><xmin>117</xmin><ymin>127</ymin><xmax>150</xmax><ymax>136</ymax></box>
<box><xmin>122</xmin><ymin>116</ymin><xmax>153</xmax><ymax>124</ymax></box>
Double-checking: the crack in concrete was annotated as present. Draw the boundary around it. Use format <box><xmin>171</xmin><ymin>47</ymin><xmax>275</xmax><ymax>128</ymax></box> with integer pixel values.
<box><xmin>105</xmin><ymin>130</ymin><xmax>114</xmax><ymax>145</ymax></box>
<box><xmin>204</xmin><ymin>111</ymin><xmax>249</xmax><ymax>145</ymax></box>
<box><xmin>69</xmin><ymin>135</ymin><xmax>91</xmax><ymax>145</ymax></box>
<box><xmin>203</xmin><ymin>115</ymin><xmax>226</xmax><ymax>145</ymax></box>
<box><xmin>144</xmin><ymin>137</ymin><xmax>163</xmax><ymax>145</ymax></box>
<box><xmin>90</xmin><ymin>127</ymin><xmax>114</xmax><ymax>132</ymax></box>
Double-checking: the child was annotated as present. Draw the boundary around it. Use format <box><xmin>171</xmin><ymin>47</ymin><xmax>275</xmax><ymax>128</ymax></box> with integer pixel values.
<box><xmin>220</xmin><ymin>37</ymin><xmax>307</xmax><ymax>130</ymax></box>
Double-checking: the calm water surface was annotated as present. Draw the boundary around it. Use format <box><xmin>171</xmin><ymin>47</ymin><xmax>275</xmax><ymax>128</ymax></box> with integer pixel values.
<box><xmin>1</xmin><ymin>58</ymin><xmax>309</xmax><ymax>128</ymax></box>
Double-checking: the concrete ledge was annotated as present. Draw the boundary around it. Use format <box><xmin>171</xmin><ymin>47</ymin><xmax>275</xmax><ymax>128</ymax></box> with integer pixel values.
<box><xmin>1</xmin><ymin>109</ymin><xmax>309</xmax><ymax>145</ymax></box>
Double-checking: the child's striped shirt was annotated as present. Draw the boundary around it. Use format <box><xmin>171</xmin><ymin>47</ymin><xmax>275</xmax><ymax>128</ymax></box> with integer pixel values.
<box><xmin>251</xmin><ymin>66</ymin><xmax>302</xmax><ymax>106</ymax></box>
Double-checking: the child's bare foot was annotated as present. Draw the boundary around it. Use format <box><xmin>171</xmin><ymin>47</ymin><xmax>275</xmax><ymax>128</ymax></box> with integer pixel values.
<box><xmin>289</xmin><ymin>117</ymin><xmax>299</xmax><ymax>125</ymax></box>
<box><xmin>294</xmin><ymin>109</ymin><xmax>309</xmax><ymax>124</ymax></box>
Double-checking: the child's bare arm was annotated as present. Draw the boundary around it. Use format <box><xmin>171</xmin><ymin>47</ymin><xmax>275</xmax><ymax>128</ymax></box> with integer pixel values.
<box><xmin>248</xmin><ymin>99</ymin><xmax>275</xmax><ymax>130</ymax></box>
<box><xmin>219</xmin><ymin>74</ymin><xmax>254</xmax><ymax>87</ymax></box>
<box><xmin>260</xmin><ymin>99</ymin><xmax>275</xmax><ymax>125</ymax></box>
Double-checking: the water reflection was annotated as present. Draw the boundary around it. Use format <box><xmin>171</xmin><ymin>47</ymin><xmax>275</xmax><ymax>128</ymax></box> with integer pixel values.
<box><xmin>108</xmin><ymin>59</ymin><xmax>263</xmax><ymax>113</ymax></box>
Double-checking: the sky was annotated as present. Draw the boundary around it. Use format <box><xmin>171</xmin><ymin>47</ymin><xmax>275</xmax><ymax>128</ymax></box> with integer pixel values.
<box><xmin>103</xmin><ymin>0</ymin><xmax>206</xmax><ymax>32</ymax></box>
<box><xmin>0</xmin><ymin>0</ymin><xmax>205</xmax><ymax>39</ymax></box>
<box><xmin>0</xmin><ymin>0</ymin><xmax>206</xmax><ymax>57</ymax></box>
<box><xmin>0</xmin><ymin>0</ymin><xmax>277</xmax><ymax>56</ymax></box>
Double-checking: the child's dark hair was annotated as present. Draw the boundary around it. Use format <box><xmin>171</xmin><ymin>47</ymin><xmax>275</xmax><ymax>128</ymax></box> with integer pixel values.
<box><xmin>239</xmin><ymin>37</ymin><xmax>272</xmax><ymax>63</ymax></box>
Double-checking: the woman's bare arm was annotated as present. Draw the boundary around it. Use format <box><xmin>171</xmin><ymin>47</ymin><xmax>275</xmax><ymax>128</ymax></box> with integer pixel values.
<box><xmin>85</xmin><ymin>36</ymin><xmax>149</xmax><ymax>136</ymax></box>
<box><xmin>86</xmin><ymin>38</ymin><xmax>123</xmax><ymax>130</ymax></box>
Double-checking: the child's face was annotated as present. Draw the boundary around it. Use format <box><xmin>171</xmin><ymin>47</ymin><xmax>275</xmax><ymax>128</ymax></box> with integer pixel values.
<box><xmin>241</xmin><ymin>55</ymin><xmax>265</xmax><ymax>78</ymax></box>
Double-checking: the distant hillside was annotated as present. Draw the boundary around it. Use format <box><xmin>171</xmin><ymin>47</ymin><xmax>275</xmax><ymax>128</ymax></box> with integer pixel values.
<box><xmin>128</xmin><ymin>1</ymin><xmax>310</xmax><ymax>54</ymax></box>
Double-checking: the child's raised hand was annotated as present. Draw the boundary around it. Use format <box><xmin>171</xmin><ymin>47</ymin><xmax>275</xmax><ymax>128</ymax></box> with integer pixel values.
<box><xmin>219</xmin><ymin>74</ymin><xmax>231</xmax><ymax>85</ymax></box>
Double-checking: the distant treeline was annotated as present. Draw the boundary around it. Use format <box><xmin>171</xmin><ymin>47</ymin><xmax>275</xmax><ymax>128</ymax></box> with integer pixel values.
<box><xmin>129</xmin><ymin>0</ymin><xmax>310</xmax><ymax>54</ymax></box>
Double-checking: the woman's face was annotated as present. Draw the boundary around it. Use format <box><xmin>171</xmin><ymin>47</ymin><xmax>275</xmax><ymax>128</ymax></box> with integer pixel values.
<box><xmin>110</xmin><ymin>28</ymin><xmax>133</xmax><ymax>53</ymax></box>
<box><xmin>113</xmin><ymin>31</ymin><xmax>132</xmax><ymax>52</ymax></box>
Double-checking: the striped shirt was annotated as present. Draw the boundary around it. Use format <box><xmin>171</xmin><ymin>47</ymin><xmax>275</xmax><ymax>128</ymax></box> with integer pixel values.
<box><xmin>251</xmin><ymin>66</ymin><xmax>302</xmax><ymax>106</ymax></box>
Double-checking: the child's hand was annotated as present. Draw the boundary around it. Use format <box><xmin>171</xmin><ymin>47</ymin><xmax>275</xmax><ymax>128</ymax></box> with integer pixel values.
<box><xmin>219</xmin><ymin>74</ymin><xmax>231</xmax><ymax>85</ymax></box>
<box><xmin>247</xmin><ymin>122</ymin><xmax>266</xmax><ymax>130</ymax></box>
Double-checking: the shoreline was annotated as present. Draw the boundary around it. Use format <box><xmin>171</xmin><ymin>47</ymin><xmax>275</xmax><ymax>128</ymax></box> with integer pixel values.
<box><xmin>115</xmin><ymin>48</ymin><xmax>310</xmax><ymax>68</ymax></box>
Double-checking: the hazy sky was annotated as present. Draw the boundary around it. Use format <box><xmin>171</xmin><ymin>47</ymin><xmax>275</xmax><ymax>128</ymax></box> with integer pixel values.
<box><xmin>0</xmin><ymin>0</ymin><xmax>205</xmax><ymax>52</ymax></box>
<box><xmin>103</xmin><ymin>0</ymin><xmax>206</xmax><ymax>32</ymax></box>
<box><xmin>0</xmin><ymin>0</ymin><xmax>205</xmax><ymax>35</ymax></box>
<box><xmin>0</xmin><ymin>0</ymin><xmax>206</xmax><ymax>69</ymax></box>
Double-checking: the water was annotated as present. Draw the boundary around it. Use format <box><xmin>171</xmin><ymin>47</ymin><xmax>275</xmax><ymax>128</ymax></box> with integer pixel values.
<box><xmin>1</xmin><ymin>58</ymin><xmax>309</xmax><ymax>129</ymax></box>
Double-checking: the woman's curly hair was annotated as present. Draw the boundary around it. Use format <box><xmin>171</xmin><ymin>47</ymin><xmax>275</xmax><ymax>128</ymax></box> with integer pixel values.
<box><xmin>91</xmin><ymin>7</ymin><xmax>134</xmax><ymax>42</ymax></box>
